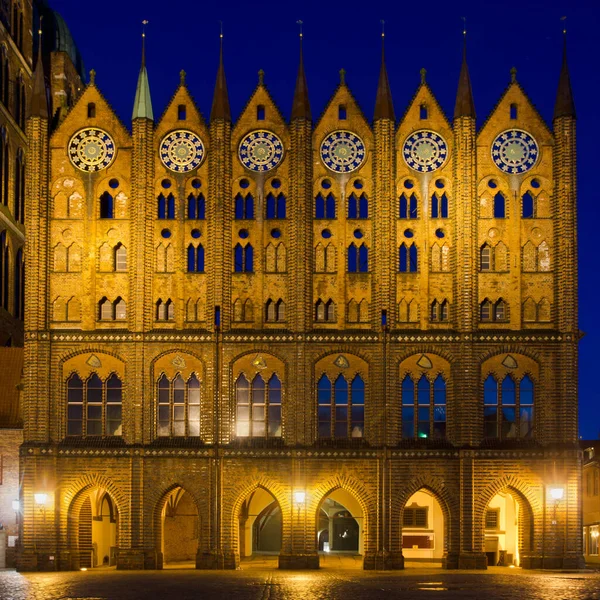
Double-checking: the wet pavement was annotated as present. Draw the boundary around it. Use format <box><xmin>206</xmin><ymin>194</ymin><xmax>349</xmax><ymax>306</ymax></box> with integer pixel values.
<box><xmin>1</xmin><ymin>566</ymin><xmax>600</xmax><ymax>600</ymax></box>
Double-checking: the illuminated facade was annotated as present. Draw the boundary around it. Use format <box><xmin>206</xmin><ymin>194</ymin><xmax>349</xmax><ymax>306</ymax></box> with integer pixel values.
<box><xmin>17</xmin><ymin>28</ymin><xmax>583</xmax><ymax>570</ymax></box>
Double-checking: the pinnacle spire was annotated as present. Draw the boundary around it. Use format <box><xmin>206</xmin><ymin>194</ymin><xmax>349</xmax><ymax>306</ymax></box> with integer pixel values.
<box><xmin>291</xmin><ymin>21</ymin><xmax>311</xmax><ymax>120</ymax></box>
<box><xmin>30</xmin><ymin>19</ymin><xmax>49</xmax><ymax>119</ymax></box>
<box><xmin>211</xmin><ymin>28</ymin><xmax>231</xmax><ymax>122</ymax></box>
<box><xmin>454</xmin><ymin>30</ymin><xmax>475</xmax><ymax>119</ymax></box>
<box><xmin>374</xmin><ymin>23</ymin><xmax>395</xmax><ymax>121</ymax></box>
<box><xmin>132</xmin><ymin>20</ymin><xmax>153</xmax><ymax>121</ymax></box>
<box><xmin>554</xmin><ymin>30</ymin><xmax>576</xmax><ymax>120</ymax></box>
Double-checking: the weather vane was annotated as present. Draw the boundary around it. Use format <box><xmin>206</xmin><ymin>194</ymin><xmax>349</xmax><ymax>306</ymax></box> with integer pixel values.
<box><xmin>297</xmin><ymin>20</ymin><xmax>303</xmax><ymax>38</ymax></box>
<box><xmin>142</xmin><ymin>19</ymin><xmax>148</xmax><ymax>37</ymax></box>
<box><xmin>561</xmin><ymin>15</ymin><xmax>567</xmax><ymax>35</ymax></box>
<box><xmin>219</xmin><ymin>20</ymin><xmax>223</xmax><ymax>39</ymax></box>
<box><xmin>381</xmin><ymin>19</ymin><xmax>385</xmax><ymax>37</ymax></box>
<box><xmin>461</xmin><ymin>16</ymin><xmax>466</xmax><ymax>37</ymax></box>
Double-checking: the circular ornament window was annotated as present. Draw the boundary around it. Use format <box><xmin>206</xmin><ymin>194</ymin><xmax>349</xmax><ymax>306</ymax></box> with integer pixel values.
<box><xmin>68</xmin><ymin>128</ymin><xmax>116</xmax><ymax>172</ymax></box>
<box><xmin>402</xmin><ymin>129</ymin><xmax>448</xmax><ymax>173</ymax></box>
<box><xmin>159</xmin><ymin>129</ymin><xmax>205</xmax><ymax>172</ymax></box>
<box><xmin>320</xmin><ymin>130</ymin><xmax>366</xmax><ymax>173</ymax></box>
<box><xmin>238</xmin><ymin>130</ymin><xmax>284</xmax><ymax>172</ymax></box>
<box><xmin>491</xmin><ymin>129</ymin><xmax>539</xmax><ymax>174</ymax></box>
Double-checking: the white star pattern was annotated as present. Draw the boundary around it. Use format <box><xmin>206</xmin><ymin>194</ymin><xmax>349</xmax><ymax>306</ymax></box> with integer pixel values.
<box><xmin>402</xmin><ymin>130</ymin><xmax>449</xmax><ymax>173</ymax></box>
<box><xmin>320</xmin><ymin>130</ymin><xmax>366</xmax><ymax>173</ymax></box>
<box><xmin>68</xmin><ymin>128</ymin><xmax>116</xmax><ymax>173</ymax></box>
<box><xmin>159</xmin><ymin>130</ymin><xmax>205</xmax><ymax>173</ymax></box>
<box><xmin>491</xmin><ymin>129</ymin><xmax>539</xmax><ymax>174</ymax></box>
<box><xmin>238</xmin><ymin>130</ymin><xmax>284</xmax><ymax>173</ymax></box>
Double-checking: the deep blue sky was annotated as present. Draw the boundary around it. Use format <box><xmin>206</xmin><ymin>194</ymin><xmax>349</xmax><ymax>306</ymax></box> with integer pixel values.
<box><xmin>49</xmin><ymin>0</ymin><xmax>599</xmax><ymax>439</ymax></box>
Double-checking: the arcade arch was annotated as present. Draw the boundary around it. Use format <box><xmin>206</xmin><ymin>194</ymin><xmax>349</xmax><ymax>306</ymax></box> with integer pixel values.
<box><xmin>317</xmin><ymin>488</ymin><xmax>364</xmax><ymax>555</ymax></box>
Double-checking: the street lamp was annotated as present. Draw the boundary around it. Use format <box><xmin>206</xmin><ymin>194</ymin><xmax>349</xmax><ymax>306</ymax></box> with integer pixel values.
<box><xmin>548</xmin><ymin>485</ymin><xmax>564</xmax><ymax>525</ymax></box>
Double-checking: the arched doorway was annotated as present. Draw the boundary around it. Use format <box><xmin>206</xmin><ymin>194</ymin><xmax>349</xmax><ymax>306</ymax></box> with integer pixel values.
<box><xmin>484</xmin><ymin>490</ymin><xmax>529</xmax><ymax>567</ymax></box>
<box><xmin>161</xmin><ymin>487</ymin><xmax>199</xmax><ymax>567</ymax></box>
<box><xmin>75</xmin><ymin>488</ymin><xmax>118</xmax><ymax>568</ymax></box>
<box><xmin>239</xmin><ymin>488</ymin><xmax>282</xmax><ymax>558</ymax></box>
<box><xmin>402</xmin><ymin>489</ymin><xmax>444</xmax><ymax>567</ymax></box>
<box><xmin>318</xmin><ymin>489</ymin><xmax>363</xmax><ymax>555</ymax></box>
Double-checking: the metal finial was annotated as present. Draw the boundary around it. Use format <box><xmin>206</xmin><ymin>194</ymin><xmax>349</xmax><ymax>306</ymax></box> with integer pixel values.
<box><xmin>420</xmin><ymin>67</ymin><xmax>427</xmax><ymax>84</ymax></box>
<box><xmin>258</xmin><ymin>69</ymin><xmax>264</xmax><ymax>85</ymax></box>
<box><xmin>561</xmin><ymin>15</ymin><xmax>567</xmax><ymax>35</ymax></box>
<box><xmin>297</xmin><ymin>19</ymin><xmax>303</xmax><ymax>38</ymax></box>
<box><xmin>219</xmin><ymin>20</ymin><xmax>223</xmax><ymax>39</ymax></box>
<box><xmin>38</xmin><ymin>14</ymin><xmax>43</xmax><ymax>36</ymax></box>
<box><xmin>141</xmin><ymin>20</ymin><xmax>148</xmax><ymax>67</ymax></box>
<box><xmin>510</xmin><ymin>66</ymin><xmax>517</xmax><ymax>82</ymax></box>
<box><xmin>180</xmin><ymin>69</ymin><xmax>186</xmax><ymax>85</ymax></box>
<box><xmin>339</xmin><ymin>68</ymin><xmax>346</xmax><ymax>84</ymax></box>
<box><xmin>89</xmin><ymin>69</ymin><xmax>96</xmax><ymax>85</ymax></box>
<box><xmin>461</xmin><ymin>16</ymin><xmax>467</xmax><ymax>37</ymax></box>
<box><xmin>380</xmin><ymin>19</ymin><xmax>385</xmax><ymax>38</ymax></box>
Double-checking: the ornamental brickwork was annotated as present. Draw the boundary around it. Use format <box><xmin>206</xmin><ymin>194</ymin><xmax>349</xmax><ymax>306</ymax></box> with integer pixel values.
<box><xmin>16</xmin><ymin>30</ymin><xmax>583</xmax><ymax>571</ymax></box>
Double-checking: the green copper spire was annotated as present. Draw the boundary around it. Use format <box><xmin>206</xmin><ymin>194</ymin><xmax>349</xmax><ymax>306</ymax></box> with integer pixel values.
<box><xmin>132</xmin><ymin>20</ymin><xmax>153</xmax><ymax>121</ymax></box>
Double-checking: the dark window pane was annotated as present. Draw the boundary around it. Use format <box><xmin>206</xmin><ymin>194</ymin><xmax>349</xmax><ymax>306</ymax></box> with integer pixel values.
<box><xmin>318</xmin><ymin>376</ymin><xmax>331</xmax><ymax>404</ymax></box>
<box><xmin>268</xmin><ymin>406</ymin><xmax>281</xmax><ymax>437</ymax></box>
<box><xmin>67</xmin><ymin>420</ymin><xmax>82</xmax><ymax>436</ymax></box>
<box><xmin>402</xmin><ymin>376</ymin><xmax>414</xmax><ymax>404</ymax></box>
<box><xmin>520</xmin><ymin>406</ymin><xmax>533</xmax><ymax>437</ymax></box>
<box><xmin>402</xmin><ymin>407</ymin><xmax>414</xmax><ymax>438</ymax></box>
<box><xmin>484</xmin><ymin>376</ymin><xmax>497</xmax><ymax>405</ymax></box>
<box><xmin>68</xmin><ymin>405</ymin><xmax>83</xmax><ymax>420</ymax></box>
<box><xmin>502</xmin><ymin>407</ymin><xmax>516</xmax><ymax>437</ymax></box>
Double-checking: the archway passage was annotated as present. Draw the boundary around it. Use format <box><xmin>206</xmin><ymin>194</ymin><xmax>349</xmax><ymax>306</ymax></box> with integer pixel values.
<box><xmin>161</xmin><ymin>487</ymin><xmax>199</xmax><ymax>568</ymax></box>
<box><xmin>239</xmin><ymin>488</ymin><xmax>282</xmax><ymax>561</ymax></box>
<box><xmin>484</xmin><ymin>490</ymin><xmax>529</xmax><ymax>567</ymax></box>
<box><xmin>402</xmin><ymin>489</ymin><xmax>445</xmax><ymax>567</ymax></box>
<box><xmin>76</xmin><ymin>488</ymin><xmax>118</xmax><ymax>568</ymax></box>
<box><xmin>318</xmin><ymin>489</ymin><xmax>363</xmax><ymax>555</ymax></box>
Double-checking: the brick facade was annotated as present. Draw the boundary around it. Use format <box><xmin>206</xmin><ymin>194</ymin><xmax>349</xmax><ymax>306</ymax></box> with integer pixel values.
<box><xmin>16</xmin><ymin>32</ymin><xmax>583</xmax><ymax>571</ymax></box>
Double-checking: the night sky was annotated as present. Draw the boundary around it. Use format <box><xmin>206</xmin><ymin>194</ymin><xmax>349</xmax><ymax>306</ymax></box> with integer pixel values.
<box><xmin>47</xmin><ymin>0</ymin><xmax>599</xmax><ymax>439</ymax></box>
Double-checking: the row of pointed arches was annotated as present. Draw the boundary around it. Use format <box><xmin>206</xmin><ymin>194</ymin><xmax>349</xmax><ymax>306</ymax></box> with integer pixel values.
<box><xmin>0</xmin><ymin>230</ymin><xmax>23</xmax><ymax>318</ymax></box>
<box><xmin>0</xmin><ymin>128</ymin><xmax>25</xmax><ymax>222</ymax></box>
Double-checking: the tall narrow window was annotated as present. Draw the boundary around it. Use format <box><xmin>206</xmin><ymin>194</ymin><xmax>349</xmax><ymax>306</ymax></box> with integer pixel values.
<box><xmin>115</xmin><ymin>244</ymin><xmax>127</xmax><ymax>271</ymax></box>
<box><xmin>14</xmin><ymin>248</ymin><xmax>23</xmax><ymax>319</ymax></box>
<box><xmin>338</xmin><ymin>104</ymin><xmax>347</xmax><ymax>120</ymax></box>
<box><xmin>235</xmin><ymin>193</ymin><xmax>254</xmax><ymax>219</ymax></box>
<box><xmin>157</xmin><ymin>373</ymin><xmax>202</xmax><ymax>437</ymax></box>
<box><xmin>178</xmin><ymin>104</ymin><xmax>186</xmax><ymax>120</ymax></box>
<box><xmin>510</xmin><ymin>103</ymin><xmax>518</xmax><ymax>120</ymax></box>
<box><xmin>88</xmin><ymin>103</ymin><xmax>96</xmax><ymax>118</ymax></box>
<box><xmin>317</xmin><ymin>374</ymin><xmax>364</xmax><ymax>439</ymax></box>
<box><xmin>234</xmin><ymin>244</ymin><xmax>253</xmax><ymax>273</ymax></box>
<box><xmin>235</xmin><ymin>374</ymin><xmax>282</xmax><ymax>438</ymax></box>
<box><xmin>187</xmin><ymin>244</ymin><xmax>205</xmax><ymax>272</ymax></box>
<box><xmin>257</xmin><ymin>105</ymin><xmax>265</xmax><ymax>120</ymax></box>
<box><xmin>493</xmin><ymin>193</ymin><xmax>505</xmax><ymax>218</ymax></box>
<box><xmin>100</xmin><ymin>192</ymin><xmax>114</xmax><ymax>218</ymax></box>
<box><xmin>484</xmin><ymin>375</ymin><xmax>498</xmax><ymax>437</ymax></box>
<box><xmin>522</xmin><ymin>192</ymin><xmax>534</xmax><ymax>218</ymax></box>
<box><xmin>480</xmin><ymin>244</ymin><xmax>492</xmax><ymax>271</ymax></box>
<box><xmin>401</xmin><ymin>376</ymin><xmax>415</xmax><ymax>439</ymax></box>
<box><xmin>433</xmin><ymin>375</ymin><xmax>446</xmax><ymax>437</ymax></box>
<box><xmin>483</xmin><ymin>374</ymin><xmax>534</xmax><ymax>439</ymax></box>
<box><xmin>402</xmin><ymin>374</ymin><xmax>447</xmax><ymax>439</ymax></box>
<box><xmin>419</xmin><ymin>103</ymin><xmax>428</xmax><ymax>119</ymax></box>
<box><xmin>188</xmin><ymin>193</ymin><xmax>205</xmax><ymax>219</ymax></box>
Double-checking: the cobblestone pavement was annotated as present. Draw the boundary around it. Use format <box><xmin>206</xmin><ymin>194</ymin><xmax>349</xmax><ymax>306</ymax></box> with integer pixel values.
<box><xmin>1</xmin><ymin>567</ymin><xmax>600</xmax><ymax>600</ymax></box>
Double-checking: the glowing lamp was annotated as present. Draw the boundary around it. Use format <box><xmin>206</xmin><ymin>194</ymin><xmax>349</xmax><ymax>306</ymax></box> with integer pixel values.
<box><xmin>34</xmin><ymin>493</ymin><xmax>48</xmax><ymax>506</ymax></box>
<box><xmin>592</xmin><ymin>530</ymin><xmax>599</xmax><ymax>539</ymax></box>
<box><xmin>294</xmin><ymin>491</ymin><xmax>306</xmax><ymax>504</ymax></box>
<box><xmin>549</xmin><ymin>487</ymin><xmax>564</xmax><ymax>501</ymax></box>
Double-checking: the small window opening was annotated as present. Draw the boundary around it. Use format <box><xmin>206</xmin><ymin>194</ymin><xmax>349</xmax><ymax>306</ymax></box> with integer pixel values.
<box><xmin>338</xmin><ymin>105</ymin><xmax>347</xmax><ymax>120</ymax></box>
<box><xmin>215</xmin><ymin>305</ymin><xmax>221</xmax><ymax>328</ymax></box>
<box><xmin>257</xmin><ymin>105</ymin><xmax>265</xmax><ymax>120</ymax></box>
<box><xmin>178</xmin><ymin>104</ymin><xmax>186</xmax><ymax>120</ymax></box>
<box><xmin>510</xmin><ymin>103</ymin><xmax>518</xmax><ymax>120</ymax></box>
<box><xmin>419</xmin><ymin>104</ymin><xmax>428</xmax><ymax>120</ymax></box>
<box><xmin>87</xmin><ymin>103</ymin><xmax>96</xmax><ymax>118</ymax></box>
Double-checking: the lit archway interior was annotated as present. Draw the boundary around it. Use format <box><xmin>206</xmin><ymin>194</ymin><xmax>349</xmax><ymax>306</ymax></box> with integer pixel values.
<box><xmin>402</xmin><ymin>489</ymin><xmax>444</xmax><ymax>566</ymax></box>
<box><xmin>78</xmin><ymin>488</ymin><xmax>118</xmax><ymax>568</ymax></box>
<box><xmin>161</xmin><ymin>487</ymin><xmax>199</xmax><ymax>566</ymax></box>
<box><xmin>239</xmin><ymin>488</ymin><xmax>282</xmax><ymax>557</ymax></box>
<box><xmin>484</xmin><ymin>491</ymin><xmax>521</xmax><ymax>566</ymax></box>
<box><xmin>318</xmin><ymin>489</ymin><xmax>363</xmax><ymax>554</ymax></box>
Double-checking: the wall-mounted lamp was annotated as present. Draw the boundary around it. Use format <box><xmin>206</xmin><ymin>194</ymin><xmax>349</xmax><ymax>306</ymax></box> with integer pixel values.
<box><xmin>592</xmin><ymin>529</ymin><xmax>599</xmax><ymax>539</ymax></box>
<box><xmin>34</xmin><ymin>493</ymin><xmax>48</xmax><ymax>519</ymax></box>
<box><xmin>294</xmin><ymin>491</ymin><xmax>306</xmax><ymax>518</ymax></box>
<box><xmin>548</xmin><ymin>485</ymin><xmax>564</xmax><ymax>525</ymax></box>
<box><xmin>12</xmin><ymin>499</ymin><xmax>19</xmax><ymax>525</ymax></box>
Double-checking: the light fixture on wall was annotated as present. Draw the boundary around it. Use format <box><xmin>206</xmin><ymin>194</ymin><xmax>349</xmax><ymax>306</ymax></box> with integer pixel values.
<box><xmin>548</xmin><ymin>485</ymin><xmax>564</xmax><ymax>525</ymax></box>
<box><xmin>294</xmin><ymin>491</ymin><xmax>306</xmax><ymax>518</ymax></box>
<box><xmin>12</xmin><ymin>499</ymin><xmax>19</xmax><ymax>525</ymax></box>
<box><xmin>34</xmin><ymin>493</ymin><xmax>48</xmax><ymax>520</ymax></box>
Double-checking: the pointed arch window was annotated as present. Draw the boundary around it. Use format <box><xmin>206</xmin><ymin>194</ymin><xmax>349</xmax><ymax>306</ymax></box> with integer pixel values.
<box><xmin>348</xmin><ymin>193</ymin><xmax>369</xmax><ymax>219</ymax></box>
<box><xmin>0</xmin><ymin>230</ymin><xmax>8</xmax><ymax>310</ymax></box>
<box><xmin>187</xmin><ymin>243</ymin><xmax>205</xmax><ymax>272</ymax></box>
<box><xmin>315</xmin><ymin>299</ymin><xmax>336</xmax><ymax>323</ymax></box>
<box><xmin>235</xmin><ymin>193</ymin><xmax>254</xmax><ymax>220</ymax></box>
<box><xmin>156</xmin><ymin>298</ymin><xmax>175</xmax><ymax>321</ymax></box>
<box><xmin>399</xmin><ymin>243</ymin><xmax>418</xmax><ymax>273</ymax></box>
<box><xmin>14</xmin><ymin>149</ymin><xmax>25</xmax><ymax>223</ymax></box>
<box><xmin>399</xmin><ymin>193</ymin><xmax>418</xmax><ymax>219</ymax></box>
<box><xmin>0</xmin><ymin>48</ymin><xmax>7</xmax><ymax>107</ymax></box>
<box><xmin>266</xmin><ymin>192</ymin><xmax>286</xmax><ymax>219</ymax></box>
<box><xmin>315</xmin><ymin>193</ymin><xmax>336</xmax><ymax>219</ymax></box>
<box><xmin>114</xmin><ymin>244</ymin><xmax>127</xmax><ymax>271</ymax></box>
<box><xmin>522</xmin><ymin>192</ymin><xmax>534</xmax><ymax>219</ymax></box>
<box><xmin>235</xmin><ymin>373</ymin><xmax>282</xmax><ymax>438</ymax></box>
<box><xmin>483</xmin><ymin>374</ymin><xmax>534</xmax><ymax>439</ymax></box>
<box><xmin>317</xmin><ymin>374</ymin><xmax>364</xmax><ymax>439</ymax></box>
<box><xmin>265</xmin><ymin>298</ymin><xmax>285</xmax><ymax>322</ymax></box>
<box><xmin>158</xmin><ymin>193</ymin><xmax>175</xmax><ymax>219</ymax></box>
<box><xmin>187</xmin><ymin>192</ymin><xmax>205</xmax><ymax>219</ymax></box>
<box><xmin>0</xmin><ymin>128</ymin><xmax>7</xmax><ymax>207</ymax></box>
<box><xmin>234</xmin><ymin>243</ymin><xmax>253</xmax><ymax>273</ymax></box>
<box><xmin>157</xmin><ymin>373</ymin><xmax>201</xmax><ymax>437</ymax></box>
<box><xmin>430</xmin><ymin>299</ymin><xmax>449</xmax><ymax>322</ymax></box>
<box><xmin>493</xmin><ymin>193</ymin><xmax>506</xmax><ymax>218</ymax></box>
<box><xmin>401</xmin><ymin>374</ymin><xmax>447</xmax><ymax>439</ymax></box>
<box><xmin>431</xmin><ymin>193</ymin><xmax>449</xmax><ymax>218</ymax></box>
<box><xmin>67</xmin><ymin>372</ymin><xmax>122</xmax><ymax>437</ymax></box>
<box><xmin>100</xmin><ymin>192</ymin><xmax>114</xmax><ymax>219</ymax></box>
